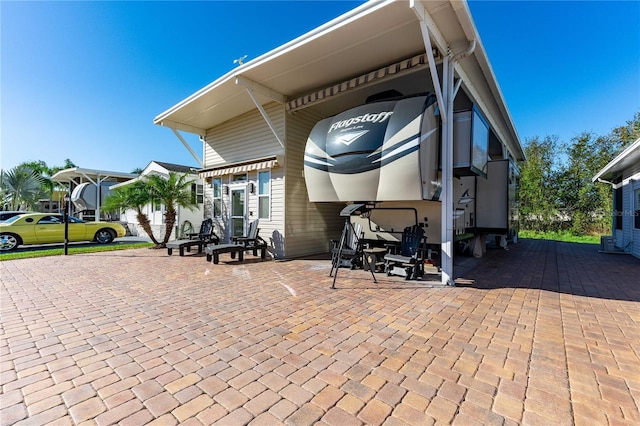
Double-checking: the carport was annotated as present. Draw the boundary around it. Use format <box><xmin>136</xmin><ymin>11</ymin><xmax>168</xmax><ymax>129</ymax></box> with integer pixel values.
<box><xmin>154</xmin><ymin>0</ymin><xmax>524</xmax><ymax>285</ymax></box>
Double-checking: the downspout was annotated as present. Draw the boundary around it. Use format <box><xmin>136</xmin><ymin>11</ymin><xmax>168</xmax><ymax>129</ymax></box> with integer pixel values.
<box><xmin>596</xmin><ymin>178</ymin><xmax>617</xmax><ymax>237</ymax></box>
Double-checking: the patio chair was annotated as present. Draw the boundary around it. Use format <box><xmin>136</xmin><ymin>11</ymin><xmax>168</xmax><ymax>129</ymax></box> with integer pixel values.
<box><xmin>383</xmin><ymin>225</ymin><xmax>426</xmax><ymax>280</ymax></box>
<box><xmin>167</xmin><ymin>218</ymin><xmax>219</xmax><ymax>256</ymax></box>
<box><xmin>231</xmin><ymin>219</ymin><xmax>267</xmax><ymax>258</ymax></box>
<box><xmin>187</xmin><ymin>218</ymin><xmax>219</xmax><ymax>244</ymax></box>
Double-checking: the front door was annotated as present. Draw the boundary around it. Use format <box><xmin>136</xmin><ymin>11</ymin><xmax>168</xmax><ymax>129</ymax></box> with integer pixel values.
<box><xmin>230</xmin><ymin>187</ymin><xmax>246</xmax><ymax>238</ymax></box>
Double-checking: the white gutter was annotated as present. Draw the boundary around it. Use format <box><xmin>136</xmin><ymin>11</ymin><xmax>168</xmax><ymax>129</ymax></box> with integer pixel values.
<box><xmin>593</xmin><ymin>137</ymin><xmax>640</xmax><ymax>182</ymax></box>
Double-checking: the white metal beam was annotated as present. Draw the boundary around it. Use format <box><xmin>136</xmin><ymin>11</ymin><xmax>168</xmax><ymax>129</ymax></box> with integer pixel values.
<box><xmin>236</xmin><ymin>77</ymin><xmax>286</xmax><ymax>149</ymax></box>
<box><xmin>235</xmin><ymin>75</ymin><xmax>285</xmax><ymax>104</ymax></box>
<box><xmin>159</xmin><ymin>119</ymin><xmax>206</xmax><ymax>137</ymax></box>
<box><xmin>171</xmin><ymin>128</ymin><xmax>204</xmax><ymax>168</ymax></box>
<box><xmin>410</xmin><ymin>0</ymin><xmax>447</xmax><ymax>123</ymax></box>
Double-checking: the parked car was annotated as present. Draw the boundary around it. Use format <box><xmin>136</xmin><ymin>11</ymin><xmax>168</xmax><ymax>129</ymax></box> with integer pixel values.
<box><xmin>0</xmin><ymin>211</ymin><xmax>28</xmax><ymax>222</ymax></box>
<box><xmin>0</xmin><ymin>213</ymin><xmax>126</xmax><ymax>251</ymax></box>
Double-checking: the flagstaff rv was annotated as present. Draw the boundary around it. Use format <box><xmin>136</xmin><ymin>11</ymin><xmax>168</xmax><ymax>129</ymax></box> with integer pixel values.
<box><xmin>304</xmin><ymin>94</ymin><xmax>519</xmax><ymax>251</ymax></box>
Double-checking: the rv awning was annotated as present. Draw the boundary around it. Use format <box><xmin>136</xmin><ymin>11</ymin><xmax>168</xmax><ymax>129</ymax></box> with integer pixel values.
<box><xmin>199</xmin><ymin>156</ymin><xmax>281</xmax><ymax>178</ymax></box>
<box><xmin>286</xmin><ymin>52</ymin><xmax>436</xmax><ymax>112</ymax></box>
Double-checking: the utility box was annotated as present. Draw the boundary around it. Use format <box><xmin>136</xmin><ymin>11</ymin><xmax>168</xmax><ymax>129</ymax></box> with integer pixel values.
<box><xmin>600</xmin><ymin>236</ymin><xmax>616</xmax><ymax>252</ymax></box>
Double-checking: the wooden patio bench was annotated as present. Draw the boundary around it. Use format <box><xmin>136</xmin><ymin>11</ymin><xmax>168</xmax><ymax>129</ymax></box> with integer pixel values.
<box><xmin>166</xmin><ymin>239</ymin><xmax>205</xmax><ymax>256</ymax></box>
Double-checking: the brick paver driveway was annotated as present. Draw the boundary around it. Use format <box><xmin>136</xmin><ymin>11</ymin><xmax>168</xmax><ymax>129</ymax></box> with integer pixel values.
<box><xmin>1</xmin><ymin>239</ymin><xmax>639</xmax><ymax>425</ymax></box>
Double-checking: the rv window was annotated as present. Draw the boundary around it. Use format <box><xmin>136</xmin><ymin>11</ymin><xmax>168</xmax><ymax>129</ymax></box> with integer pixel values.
<box><xmin>471</xmin><ymin>107</ymin><xmax>489</xmax><ymax>176</ymax></box>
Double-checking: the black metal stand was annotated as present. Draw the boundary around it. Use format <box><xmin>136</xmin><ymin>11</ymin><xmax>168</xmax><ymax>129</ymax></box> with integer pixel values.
<box><xmin>63</xmin><ymin>194</ymin><xmax>70</xmax><ymax>255</ymax></box>
<box><xmin>330</xmin><ymin>216</ymin><xmax>377</xmax><ymax>289</ymax></box>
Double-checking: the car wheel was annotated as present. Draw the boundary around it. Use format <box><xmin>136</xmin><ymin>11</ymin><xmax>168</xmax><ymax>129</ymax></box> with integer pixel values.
<box><xmin>95</xmin><ymin>229</ymin><xmax>115</xmax><ymax>244</ymax></box>
<box><xmin>0</xmin><ymin>233</ymin><xmax>21</xmax><ymax>251</ymax></box>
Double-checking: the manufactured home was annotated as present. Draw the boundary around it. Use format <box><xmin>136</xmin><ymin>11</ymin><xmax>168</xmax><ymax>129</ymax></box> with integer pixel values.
<box><xmin>593</xmin><ymin>137</ymin><xmax>640</xmax><ymax>258</ymax></box>
<box><xmin>111</xmin><ymin>161</ymin><xmax>206</xmax><ymax>240</ymax></box>
<box><xmin>154</xmin><ymin>0</ymin><xmax>525</xmax><ymax>284</ymax></box>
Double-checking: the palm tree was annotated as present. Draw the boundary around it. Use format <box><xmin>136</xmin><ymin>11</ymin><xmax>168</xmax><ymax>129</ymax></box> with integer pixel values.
<box><xmin>21</xmin><ymin>160</ymin><xmax>55</xmax><ymax>196</ymax></box>
<box><xmin>146</xmin><ymin>172</ymin><xmax>198</xmax><ymax>246</ymax></box>
<box><xmin>0</xmin><ymin>165</ymin><xmax>47</xmax><ymax>210</ymax></box>
<box><xmin>103</xmin><ymin>180</ymin><xmax>161</xmax><ymax>246</ymax></box>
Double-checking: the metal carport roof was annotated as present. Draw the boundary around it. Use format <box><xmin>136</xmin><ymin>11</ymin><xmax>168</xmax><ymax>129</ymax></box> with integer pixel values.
<box><xmin>154</xmin><ymin>0</ymin><xmax>524</xmax><ymax>161</ymax></box>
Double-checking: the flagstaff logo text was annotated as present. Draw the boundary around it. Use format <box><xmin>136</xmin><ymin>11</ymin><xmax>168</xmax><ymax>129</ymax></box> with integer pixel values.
<box><xmin>328</xmin><ymin>111</ymin><xmax>393</xmax><ymax>132</ymax></box>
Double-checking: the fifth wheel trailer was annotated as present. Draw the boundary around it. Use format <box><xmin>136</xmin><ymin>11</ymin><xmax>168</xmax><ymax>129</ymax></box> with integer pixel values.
<box><xmin>303</xmin><ymin>92</ymin><xmax>517</xmax><ymax>253</ymax></box>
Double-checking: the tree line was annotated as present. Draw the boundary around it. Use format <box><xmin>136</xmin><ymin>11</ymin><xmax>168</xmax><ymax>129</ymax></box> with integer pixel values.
<box><xmin>518</xmin><ymin>112</ymin><xmax>640</xmax><ymax>235</ymax></box>
<box><xmin>0</xmin><ymin>159</ymin><xmax>77</xmax><ymax>211</ymax></box>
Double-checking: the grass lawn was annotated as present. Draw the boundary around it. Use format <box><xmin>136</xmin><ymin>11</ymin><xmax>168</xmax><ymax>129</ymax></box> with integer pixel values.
<box><xmin>519</xmin><ymin>230</ymin><xmax>601</xmax><ymax>244</ymax></box>
<box><xmin>0</xmin><ymin>242</ymin><xmax>155</xmax><ymax>261</ymax></box>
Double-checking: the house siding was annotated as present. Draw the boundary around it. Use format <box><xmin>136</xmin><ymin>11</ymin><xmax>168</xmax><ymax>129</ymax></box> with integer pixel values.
<box><xmin>284</xmin><ymin>108</ymin><xmax>343</xmax><ymax>257</ymax></box>
<box><xmin>624</xmin><ymin>166</ymin><xmax>640</xmax><ymax>258</ymax></box>
<box><xmin>201</xmin><ymin>102</ymin><xmax>286</xmax><ymax>257</ymax></box>
<box><xmin>611</xmin><ymin>162</ymin><xmax>640</xmax><ymax>258</ymax></box>
<box><xmin>204</xmin><ymin>102</ymin><xmax>285</xmax><ymax>166</ymax></box>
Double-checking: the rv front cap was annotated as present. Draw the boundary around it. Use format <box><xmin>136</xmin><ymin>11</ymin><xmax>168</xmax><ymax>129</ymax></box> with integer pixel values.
<box><xmin>328</xmin><ymin>111</ymin><xmax>394</xmax><ymax>133</ymax></box>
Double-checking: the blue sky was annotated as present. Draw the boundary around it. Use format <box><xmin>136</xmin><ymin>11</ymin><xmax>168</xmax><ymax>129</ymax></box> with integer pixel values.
<box><xmin>2</xmin><ymin>1</ymin><xmax>639</xmax><ymax>173</ymax></box>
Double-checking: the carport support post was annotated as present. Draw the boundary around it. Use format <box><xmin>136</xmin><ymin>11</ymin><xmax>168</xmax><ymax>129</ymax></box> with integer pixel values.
<box><xmin>441</xmin><ymin>55</ymin><xmax>455</xmax><ymax>286</ymax></box>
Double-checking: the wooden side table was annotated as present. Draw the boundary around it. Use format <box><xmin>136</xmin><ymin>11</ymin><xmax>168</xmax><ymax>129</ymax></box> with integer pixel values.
<box><xmin>363</xmin><ymin>247</ymin><xmax>387</xmax><ymax>272</ymax></box>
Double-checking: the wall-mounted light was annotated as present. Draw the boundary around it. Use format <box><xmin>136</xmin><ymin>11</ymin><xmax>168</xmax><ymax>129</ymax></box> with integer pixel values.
<box><xmin>223</xmin><ymin>185</ymin><xmax>229</xmax><ymax>195</ymax></box>
<box><xmin>248</xmin><ymin>182</ymin><xmax>255</xmax><ymax>194</ymax></box>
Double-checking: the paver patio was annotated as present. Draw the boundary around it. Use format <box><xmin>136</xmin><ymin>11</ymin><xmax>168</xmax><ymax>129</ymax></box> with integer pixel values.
<box><xmin>1</xmin><ymin>239</ymin><xmax>639</xmax><ymax>425</ymax></box>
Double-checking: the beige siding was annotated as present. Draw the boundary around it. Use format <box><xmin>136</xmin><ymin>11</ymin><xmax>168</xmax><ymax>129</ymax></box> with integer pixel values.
<box><xmin>284</xmin><ymin>109</ymin><xmax>343</xmax><ymax>257</ymax></box>
<box><xmin>200</xmin><ymin>102</ymin><xmax>286</xmax><ymax>257</ymax></box>
<box><xmin>200</xmin><ymin>102</ymin><xmax>343</xmax><ymax>258</ymax></box>
<box><xmin>622</xmin><ymin>166</ymin><xmax>640</xmax><ymax>257</ymax></box>
<box><xmin>246</xmin><ymin>167</ymin><xmax>285</xmax><ymax>258</ymax></box>
<box><xmin>204</xmin><ymin>102</ymin><xmax>285</xmax><ymax>166</ymax></box>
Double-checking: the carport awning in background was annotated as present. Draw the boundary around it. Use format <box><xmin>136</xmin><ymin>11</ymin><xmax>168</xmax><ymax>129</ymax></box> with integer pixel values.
<box><xmin>199</xmin><ymin>156</ymin><xmax>281</xmax><ymax>178</ymax></box>
<box><xmin>286</xmin><ymin>52</ymin><xmax>438</xmax><ymax>112</ymax></box>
